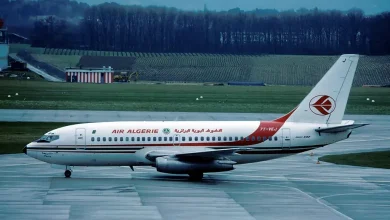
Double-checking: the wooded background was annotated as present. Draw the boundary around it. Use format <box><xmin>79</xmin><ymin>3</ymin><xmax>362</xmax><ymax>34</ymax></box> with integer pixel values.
<box><xmin>2</xmin><ymin>0</ymin><xmax>390</xmax><ymax>55</ymax></box>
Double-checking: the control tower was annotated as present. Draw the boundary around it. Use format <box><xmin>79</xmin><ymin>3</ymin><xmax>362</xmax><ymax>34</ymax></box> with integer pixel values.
<box><xmin>0</xmin><ymin>19</ymin><xmax>9</xmax><ymax>71</ymax></box>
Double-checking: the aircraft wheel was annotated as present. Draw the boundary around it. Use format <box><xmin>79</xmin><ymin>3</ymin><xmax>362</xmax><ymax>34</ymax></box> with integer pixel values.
<box><xmin>188</xmin><ymin>172</ymin><xmax>203</xmax><ymax>181</ymax></box>
<box><xmin>64</xmin><ymin>170</ymin><xmax>72</xmax><ymax>178</ymax></box>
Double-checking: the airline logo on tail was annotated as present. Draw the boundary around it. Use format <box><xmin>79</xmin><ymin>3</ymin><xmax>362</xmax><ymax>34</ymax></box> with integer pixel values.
<box><xmin>309</xmin><ymin>95</ymin><xmax>336</xmax><ymax>116</ymax></box>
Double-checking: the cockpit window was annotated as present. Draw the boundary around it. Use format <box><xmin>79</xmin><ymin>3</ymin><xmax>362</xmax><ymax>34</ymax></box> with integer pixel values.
<box><xmin>36</xmin><ymin>135</ymin><xmax>60</xmax><ymax>143</ymax></box>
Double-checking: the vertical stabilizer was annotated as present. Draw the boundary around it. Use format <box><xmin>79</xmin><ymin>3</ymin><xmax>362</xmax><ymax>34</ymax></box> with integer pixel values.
<box><xmin>286</xmin><ymin>54</ymin><xmax>359</xmax><ymax>124</ymax></box>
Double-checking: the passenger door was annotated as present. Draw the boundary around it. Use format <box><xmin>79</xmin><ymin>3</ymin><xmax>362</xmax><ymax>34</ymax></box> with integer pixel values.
<box><xmin>75</xmin><ymin>128</ymin><xmax>86</xmax><ymax>149</ymax></box>
<box><xmin>282</xmin><ymin>128</ymin><xmax>291</xmax><ymax>149</ymax></box>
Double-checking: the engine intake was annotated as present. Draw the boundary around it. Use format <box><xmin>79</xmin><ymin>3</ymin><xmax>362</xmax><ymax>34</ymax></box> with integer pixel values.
<box><xmin>156</xmin><ymin>157</ymin><xmax>234</xmax><ymax>174</ymax></box>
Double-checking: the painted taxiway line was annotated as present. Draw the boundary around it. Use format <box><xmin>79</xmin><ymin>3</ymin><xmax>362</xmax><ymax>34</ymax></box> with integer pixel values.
<box><xmin>209</xmin><ymin>173</ymin><xmax>390</xmax><ymax>183</ymax></box>
<box><xmin>295</xmin><ymin>188</ymin><xmax>353</xmax><ymax>220</ymax></box>
<box><xmin>340</xmin><ymin>138</ymin><xmax>390</xmax><ymax>143</ymax></box>
<box><xmin>0</xmin><ymin>162</ymin><xmax>46</xmax><ymax>167</ymax></box>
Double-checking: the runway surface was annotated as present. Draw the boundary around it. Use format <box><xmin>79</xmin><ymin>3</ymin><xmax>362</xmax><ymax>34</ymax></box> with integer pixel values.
<box><xmin>1</xmin><ymin>111</ymin><xmax>390</xmax><ymax>219</ymax></box>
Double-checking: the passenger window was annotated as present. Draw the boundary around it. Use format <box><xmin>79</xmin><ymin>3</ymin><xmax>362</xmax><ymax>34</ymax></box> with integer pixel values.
<box><xmin>97</xmin><ymin>137</ymin><xmax>100</xmax><ymax>142</ymax></box>
<box><xmin>91</xmin><ymin>137</ymin><xmax>95</xmax><ymax>141</ymax></box>
<box><xmin>201</xmin><ymin>137</ymin><xmax>204</xmax><ymax>141</ymax></box>
<box><xmin>240</xmin><ymin>136</ymin><xmax>244</xmax><ymax>140</ymax></box>
<box><xmin>229</xmin><ymin>137</ymin><xmax>233</xmax><ymax>141</ymax></box>
<box><xmin>195</xmin><ymin>137</ymin><xmax>198</xmax><ymax>141</ymax></box>
<box><xmin>246</xmin><ymin>137</ymin><xmax>250</xmax><ymax>141</ymax></box>
<box><xmin>126</xmin><ymin>137</ymin><xmax>129</xmax><ymax>142</ymax></box>
<box><xmin>137</xmin><ymin>137</ymin><xmax>140</xmax><ymax>141</ymax></box>
<box><xmin>120</xmin><ymin>137</ymin><xmax>123</xmax><ymax>142</ymax></box>
<box><xmin>158</xmin><ymin>137</ymin><xmax>162</xmax><ymax>141</ymax></box>
<box><xmin>212</xmin><ymin>137</ymin><xmax>216</xmax><ymax>141</ymax></box>
<box><xmin>103</xmin><ymin>137</ymin><xmax>106</xmax><ymax>142</ymax></box>
<box><xmin>189</xmin><ymin>137</ymin><xmax>192</xmax><ymax>141</ymax></box>
<box><xmin>169</xmin><ymin>137</ymin><xmax>173</xmax><ymax>141</ymax></box>
<box><xmin>274</xmin><ymin>136</ymin><xmax>278</xmax><ymax>141</ymax></box>
<box><xmin>164</xmin><ymin>137</ymin><xmax>168</xmax><ymax>141</ymax></box>
<box><xmin>109</xmin><ymin>137</ymin><xmax>112</xmax><ymax>142</ymax></box>
<box><xmin>223</xmin><ymin>137</ymin><xmax>227</xmax><ymax>141</ymax></box>
<box><xmin>182</xmin><ymin>137</ymin><xmax>185</xmax><ymax>141</ymax></box>
<box><xmin>131</xmin><ymin>137</ymin><xmax>134</xmax><ymax>141</ymax></box>
<box><xmin>175</xmin><ymin>136</ymin><xmax>179</xmax><ymax>141</ymax></box>
<box><xmin>268</xmin><ymin>136</ymin><xmax>272</xmax><ymax>141</ymax></box>
<box><xmin>142</xmin><ymin>137</ymin><xmax>145</xmax><ymax>141</ymax></box>
<box><xmin>147</xmin><ymin>137</ymin><xmax>151</xmax><ymax>141</ymax></box>
<box><xmin>263</xmin><ymin>136</ymin><xmax>267</xmax><ymax>141</ymax></box>
<box><xmin>252</xmin><ymin>136</ymin><xmax>255</xmax><ymax>141</ymax></box>
<box><xmin>153</xmin><ymin>137</ymin><xmax>156</xmax><ymax>141</ymax></box>
<box><xmin>235</xmin><ymin>137</ymin><xmax>238</xmax><ymax>141</ymax></box>
<box><xmin>257</xmin><ymin>136</ymin><xmax>261</xmax><ymax>141</ymax></box>
<box><xmin>114</xmin><ymin>137</ymin><xmax>117</xmax><ymax>141</ymax></box>
<box><xmin>218</xmin><ymin>137</ymin><xmax>221</xmax><ymax>141</ymax></box>
<box><xmin>206</xmin><ymin>137</ymin><xmax>210</xmax><ymax>141</ymax></box>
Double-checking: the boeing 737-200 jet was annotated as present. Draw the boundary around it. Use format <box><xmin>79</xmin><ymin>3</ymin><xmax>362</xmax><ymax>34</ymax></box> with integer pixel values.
<box><xmin>24</xmin><ymin>54</ymin><xmax>367</xmax><ymax>180</ymax></box>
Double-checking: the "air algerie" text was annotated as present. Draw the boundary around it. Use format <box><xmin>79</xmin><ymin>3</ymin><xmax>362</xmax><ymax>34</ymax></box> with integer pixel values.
<box><xmin>112</xmin><ymin>129</ymin><xmax>159</xmax><ymax>134</ymax></box>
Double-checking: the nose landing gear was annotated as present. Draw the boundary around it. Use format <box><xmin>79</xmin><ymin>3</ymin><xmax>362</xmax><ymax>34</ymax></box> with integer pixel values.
<box><xmin>64</xmin><ymin>166</ymin><xmax>72</xmax><ymax>178</ymax></box>
<box><xmin>64</xmin><ymin>170</ymin><xmax>72</xmax><ymax>178</ymax></box>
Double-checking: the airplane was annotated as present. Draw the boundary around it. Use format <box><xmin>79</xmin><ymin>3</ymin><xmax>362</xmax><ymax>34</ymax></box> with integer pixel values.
<box><xmin>24</xmin><ymin>54</ymin><xmax>367</xmax><ymax>180</ymax></box>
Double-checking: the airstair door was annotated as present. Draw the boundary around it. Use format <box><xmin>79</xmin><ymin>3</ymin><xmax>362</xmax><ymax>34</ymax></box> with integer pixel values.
<box><xmin>75</xmin><ymin>128</ymin><xmax>86</xmax><ymax>149</ymax></box>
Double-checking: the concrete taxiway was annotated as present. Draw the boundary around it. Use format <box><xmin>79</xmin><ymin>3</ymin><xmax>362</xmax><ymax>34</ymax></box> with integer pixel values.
<box><xmin>1</xmin><ymin>109</ymin><xmax>390</xmax><ymax>123</ymax></box>
<box><xmin>0</xmin><ymin>111</ymin><xmax>390</xmax><ymax>219</ymax></box>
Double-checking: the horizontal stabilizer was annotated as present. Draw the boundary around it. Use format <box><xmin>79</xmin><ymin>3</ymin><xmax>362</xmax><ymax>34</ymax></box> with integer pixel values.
<box><xmin>315</xmin><ymin>123</ymin><xmax>368</xmax><ymax>133</ymax></box>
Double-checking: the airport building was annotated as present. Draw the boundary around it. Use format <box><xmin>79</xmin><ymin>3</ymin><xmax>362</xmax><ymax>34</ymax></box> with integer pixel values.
<box><xmin>65</xmin><ymin>66</ymin><xmax>114</xmax><ymax>83</ymax></box>
<box><xmin>0</xmin><ymin>19</ymin><xmax>9</xmax><ymax>71</ymax></box>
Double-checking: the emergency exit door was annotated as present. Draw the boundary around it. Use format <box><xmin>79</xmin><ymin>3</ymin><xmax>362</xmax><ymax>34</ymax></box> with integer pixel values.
<box><xmin>282</xmin><ymin>128</ymin><xmax>291</xmax><ymax>149</ymax></box>
<box><xmin>173</xmin><ymin>134</ymin><xmax>180</xmax><ymax>146</ymax></box>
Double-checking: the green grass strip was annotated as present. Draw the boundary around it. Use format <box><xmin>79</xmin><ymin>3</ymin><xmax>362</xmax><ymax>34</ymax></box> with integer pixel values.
<box><xmin>320</xmin><ymin>151</ymin><xmax>390</xmax><ymax>169</ymax></box>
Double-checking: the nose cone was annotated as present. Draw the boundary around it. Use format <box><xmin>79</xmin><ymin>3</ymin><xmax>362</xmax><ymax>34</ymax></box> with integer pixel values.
<box><xmin>23</xmin><ymin>146</ymin><xmax>27</xmax><ymax>154</ymax></box>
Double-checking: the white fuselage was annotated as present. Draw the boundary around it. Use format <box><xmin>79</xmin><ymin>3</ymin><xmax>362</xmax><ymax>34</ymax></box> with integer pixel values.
<box><xmin>26</xmin><ymin>120</ymin><xmax>350</xmax><ymax>166</ymax></box>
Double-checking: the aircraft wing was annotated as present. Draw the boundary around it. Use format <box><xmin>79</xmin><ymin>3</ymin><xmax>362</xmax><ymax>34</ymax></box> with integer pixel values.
<box><xmin>146</xmin><ymin>148</ymin><xmax>251</xmax><ymax>161</ymax></box>
<box><xmin>315</xmin><ymin>123</ymin><xmax>368</xmax><ymax>133</ymax></box>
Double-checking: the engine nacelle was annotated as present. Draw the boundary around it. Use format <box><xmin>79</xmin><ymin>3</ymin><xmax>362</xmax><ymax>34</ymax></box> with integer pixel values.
<box><xmin>155</xmin><ymin>157</ymin><xmax>234</xmax><ymax>174</ymax></box>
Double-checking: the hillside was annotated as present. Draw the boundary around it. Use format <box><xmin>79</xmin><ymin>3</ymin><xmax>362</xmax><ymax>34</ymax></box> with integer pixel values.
<box><xmin>14</xmin><ymin>45</ymin><xmax>390</xmax><ymax>86</ymax></box>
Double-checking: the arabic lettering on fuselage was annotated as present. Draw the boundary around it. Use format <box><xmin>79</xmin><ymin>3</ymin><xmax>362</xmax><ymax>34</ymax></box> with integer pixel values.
<box><xmin>174</xmin><ymin>128</ymin><xmax>223</xmax><ymax>134</ymax></box>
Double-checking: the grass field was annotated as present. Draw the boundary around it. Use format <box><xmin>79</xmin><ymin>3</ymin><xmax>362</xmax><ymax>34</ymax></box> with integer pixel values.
<box><xmin>0</xmin><ymin>122</ymin><xmax>73</xmax><ymax>154</ymax></box>
<box><xmin>31</xmin><ymin>54</ymin><xmax>81</xmax><ymax>70</ymax></box>
<box><xmin>0</xmin><ymin>80</ymin><xmax>389</xmax><ymax>114</ymax></box>
<box><xmin>320</xmin><ymin>151</ymin><xmax>390</xmax><ymax>169</ymax></box>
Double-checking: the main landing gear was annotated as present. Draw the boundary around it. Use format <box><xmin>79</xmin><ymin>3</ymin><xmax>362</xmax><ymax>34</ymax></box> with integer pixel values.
<box><xmin>188</xmin><ymin>172</ymin><xmax>203</xmax><ymax>181</ymax></box>
<box><xmin>64</xmin><ymin>166</ymin><xmax>72</xmax><ymax>178</ymax></box>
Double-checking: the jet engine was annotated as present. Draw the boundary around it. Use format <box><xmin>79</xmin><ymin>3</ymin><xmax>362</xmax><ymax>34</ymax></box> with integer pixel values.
<box><xmin>155</xmin><ymin>156</ymin><xmax>234</xmax><ymax>174</ymax></box>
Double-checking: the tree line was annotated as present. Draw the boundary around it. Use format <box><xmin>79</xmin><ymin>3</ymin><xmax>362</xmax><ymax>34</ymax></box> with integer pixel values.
<box><xmin>4</xmin><ymin>1</ymin><xmax>390</xmax><ymax>55</ymax></box>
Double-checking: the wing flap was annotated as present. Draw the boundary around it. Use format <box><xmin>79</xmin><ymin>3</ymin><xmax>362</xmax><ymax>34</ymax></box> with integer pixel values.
<box><xmin>146</xmin><ymin>148</ymin><xmax>251</xmax><ymax>161</ymax></box>
<box><xmin>315</xmin><ymin>123</ymin><xmax>368</xmax><ymax>133</ymax></box>
<box><xmin>175</xmin><ymin>148</ymin><xmax>251</xmax><ymax>159</ymax></box>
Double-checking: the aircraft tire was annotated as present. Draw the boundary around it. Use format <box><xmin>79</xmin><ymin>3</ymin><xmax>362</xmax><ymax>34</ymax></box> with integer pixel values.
<box><xmin>188</xmin><ymin>172</ymin><xmax>203</xmax><ymax>181</ymax></box>
<box><xmin>64</xmin><ymin>170</ymin><xmax>72</xmax><ymax>178</ymax></box>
